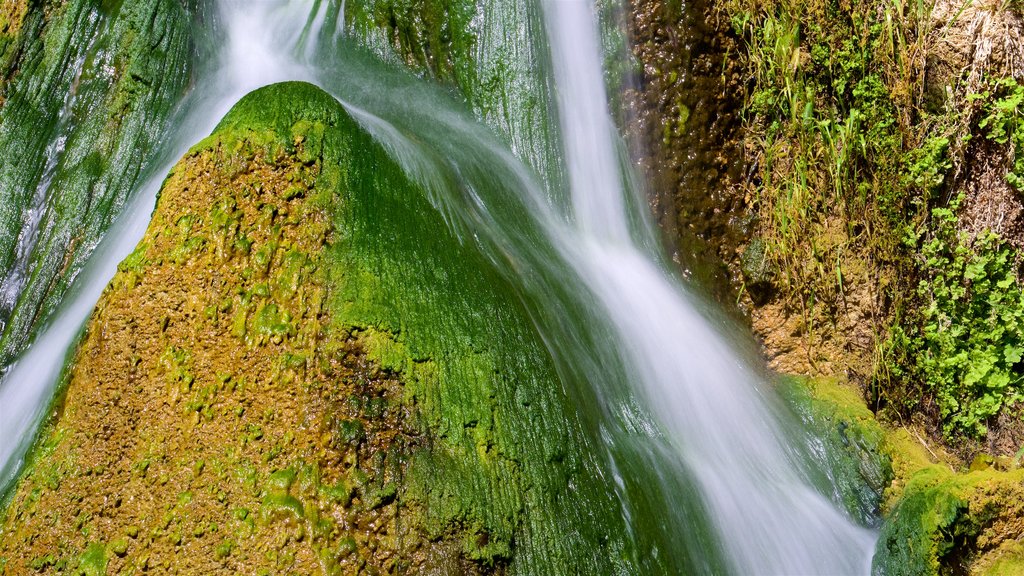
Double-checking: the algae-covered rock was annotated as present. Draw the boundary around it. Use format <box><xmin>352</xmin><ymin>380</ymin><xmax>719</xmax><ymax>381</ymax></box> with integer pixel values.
<box><xmin>344</xmin><ymin>0</ymin><xmax>562</xmax><ymax>183</ymax></box>
<box><xmin>783</xmin><ymin>376</ymin><xmax>1024</xmax><ymax>576</ymax></box>
<box><xmin>0</xmin><ymin>0</ymin><xmax>195</xmax><ymax>370</ymax></box>
<box><xmin>0</xmin><ymin>82</ymin><xmax>633</xmax><ymax>575</ymax></box>
<box><xmin>781</xmin><ymin>376</ymin><xmax>894</xmax><ymax>524</ymax></box>
<box><xmin>873</xmin><ymin>467</ymin><xmax>1024</xmax><ymax>576</ymax></box>
<box><xmin>740</xmin><ymin>237</ymin><xmax>776</xmax><ymax>305</ymax></box>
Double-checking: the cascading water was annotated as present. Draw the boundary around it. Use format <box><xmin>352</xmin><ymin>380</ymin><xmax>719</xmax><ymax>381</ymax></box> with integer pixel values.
<box><xmin>1</xmin><ymin>1</ymin><xmax>878</xmax><ymax>573</ymax></box>
<box><xmin>540</xmin><ymin>2</ymin><xmax>877</xmax><ymax>573</ymax></box>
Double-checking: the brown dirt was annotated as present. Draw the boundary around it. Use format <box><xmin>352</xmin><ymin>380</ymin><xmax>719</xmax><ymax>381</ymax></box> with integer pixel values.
<box><xmin>751</xmin><ymin>263</ymin><xmax>881</xmax><ymax>380</ymax></box>
<box><xmin>0</xmin><ymin>137</ymin><xmax>470</xmax><ymax>574</ymax></box>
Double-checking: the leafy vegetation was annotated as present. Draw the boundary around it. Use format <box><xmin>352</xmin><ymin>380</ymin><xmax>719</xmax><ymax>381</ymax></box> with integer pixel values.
<box><xmin>723</xmin><ymin>0</ymin><xmax>1024</xmax><ymax>440</ymax></box>
<box><xmin>975</xmin><ymin>77</ymin><xmax>1024</xmax><ymax>192</ymax></box>
<box><xmin>725</xmin><ymin>0</ymin><xmax>936</xmax><ymax>361</ymax></box>
<box><xmin>891</xmin><ymin>196</ymin><xmax>1024</xmax><ymax>437</ymax></box>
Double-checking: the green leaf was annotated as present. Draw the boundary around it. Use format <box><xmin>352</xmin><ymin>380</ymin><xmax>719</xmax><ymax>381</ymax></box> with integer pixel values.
<box><xmin>1007</xmin><ymin>345</ymin><xmax>1024</xmax><ymax>365</ymax></box>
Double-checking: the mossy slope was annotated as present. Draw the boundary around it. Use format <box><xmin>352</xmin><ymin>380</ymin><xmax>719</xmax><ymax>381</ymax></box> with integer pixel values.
<box><xmin>0</xmin><ymin>82</ymin><xmax>632</xmax><ymax>575</ymax></box>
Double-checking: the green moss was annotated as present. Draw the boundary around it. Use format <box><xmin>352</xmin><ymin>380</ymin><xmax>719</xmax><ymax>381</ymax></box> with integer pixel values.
<box><xmin>214</xmin><ymin>540</ymin><xmax>234</xmax><ymax>560</ymax></box>
<box><xmin>261</xmin><ymin>493</ymin><xmax>305</xmax><ymax>520</ymax></box>
<box><xmin>109</xmin><ymin>538</ymin><xmax>128</xmax><ymax>557</ymax></box>
<box><xmin>117</xmin><ymin>242</ymin><xmax>150</xmax><ymax>274</ymax></box>
<box><xmin>198</xmin><ymin>81</ymin><xmax>634</xmax><ymax>574</ymax></box>
<box><xmin>983</xmin><ymin>541</ymin><xmax>1024</xmax><ymax>576</ymax></box>
<box><xmin>78</xmin><ymin>542</ymin><xmax>107</xmax><ymax>576</ymax></box>
<box><xmin>873</xmin><ymin>467</ymin><xmax>1024</xmax><ymax>575</ymax></box>
<box><xmin>266</xmin><ymin>468</ymin><xmax>297</xmax><ymax>493</ymax></box>
<box><xmin>781</xmin><ymin>376</ymin><xmax>894</xmax><ymax>523</ymax></box>
<box><xmin>780</xmin><ymin>375</ymin><xmax>1024</xmax><ymax>575</ymax></box>
<box><xmin>252</xmin><ymin>303</ymin><xmax>295</xmax><ymax>340</ymax></box>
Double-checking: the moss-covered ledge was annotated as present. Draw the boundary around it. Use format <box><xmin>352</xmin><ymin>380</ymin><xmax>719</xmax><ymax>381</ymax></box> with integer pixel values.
<box><xmin>786</xmin><ymin>376</ymin><xmax>1024</xmax><ymax>576</ymax></box>
<box><xmin>0</xmin><ymin>81</ymin><xmax>634</xmax><ymax>575</ymax></box>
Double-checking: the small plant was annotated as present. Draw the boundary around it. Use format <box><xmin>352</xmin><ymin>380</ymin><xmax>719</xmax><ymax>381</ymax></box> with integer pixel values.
<box><xmin>975</xmin><ymin>77</ymin><xmax>1024</xmax><ymax>191</ymax></box>
<box><xmin>898</xmin><ymin>196</ymin><xmax>1024</xmax><ymax>437</ymax></box>
<box><xmin>903</xmin><ymin>136</ymin><xmax>952</xmax><ymax>202</ymax></box>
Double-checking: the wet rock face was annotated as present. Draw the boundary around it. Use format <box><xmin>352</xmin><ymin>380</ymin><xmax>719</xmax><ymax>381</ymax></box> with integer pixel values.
<box><xmin>623</xmin><ymin>0</ymin><xmax>746</xmax><ymax>295</ymax></box>
<box><xmin>0</xmin><ymin>122</ymin><xmax>431</xmax><ymax>575</ymax></box>
<box><xmin>0</xmin><ymin>0</ymin><xmax>196</xmax><ymax>374</ymax></box>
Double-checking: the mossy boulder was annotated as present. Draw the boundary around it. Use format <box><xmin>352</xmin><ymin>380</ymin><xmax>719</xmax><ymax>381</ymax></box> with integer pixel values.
<box><xmin>740</xmin><ymin>237</ymin><xmax>776</xmax><ymax>304</ymax></box>
<box><xmin>783</xmin><ymin>375</ymin><xmax>1024</xmax><ymax>576</ymax></box>
<box><xmin>873</xmin><ymin>467</ymin><xmax>1024</xmax><ymax>576</ymax></box>
<box><xmin>0</xmin><ymin>81</ymin><xmax>633</xmax><ymax>575</ymax></box>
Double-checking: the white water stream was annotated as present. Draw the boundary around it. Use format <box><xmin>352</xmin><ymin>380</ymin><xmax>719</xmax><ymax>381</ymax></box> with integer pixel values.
<box><xmin>0</xmin><ymin>1</ymin><xmax>877</xmax><ymax>573</ymax></box>
<box><xmin>541</xmin><ymin>2</ymin><xmax>877</xmax><ymax>574</ymax></box>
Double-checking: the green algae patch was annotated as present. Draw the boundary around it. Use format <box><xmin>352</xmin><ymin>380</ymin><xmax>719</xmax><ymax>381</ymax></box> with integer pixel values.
<box><xmin>78</xmin><ymin>542</ymin><xmax>107</xmax><ymax>576</ymax></box>
<box><xmin>873</xmin><ymin>468</ymin><xmax>1024</xmax><ymax>576</ymax></box>
<box><xmin>0</xmin><ymin>82</ymin><xmax>633</xmax><ymax>575</ymax></box>
<box><xmin>782</xmin><ymin>375</ymin><xmax>896</xmax><ymax>522</ymax></box>
<box><xmin>0</xmin><ymin>0</ymin><xmax>196</xmax><ymax>375</ymax></box>
<box><xmin>783</xmin><ymin>375</ymin><xmax>1024</xmax><ymax>575</ymax></box>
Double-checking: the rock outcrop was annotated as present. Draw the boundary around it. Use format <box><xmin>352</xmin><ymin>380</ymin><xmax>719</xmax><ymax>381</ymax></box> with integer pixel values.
<box><xmin>0</xmin><ymin>82</ymin><xmax>633</xmax><ymax>575</ymax></box>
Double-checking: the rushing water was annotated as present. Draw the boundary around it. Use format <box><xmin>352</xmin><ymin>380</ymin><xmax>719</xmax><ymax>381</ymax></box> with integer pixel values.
<box><xmin>1</xmin><ymin>1</ymin><xmax>877</xmax><ymax>573</ymax></box>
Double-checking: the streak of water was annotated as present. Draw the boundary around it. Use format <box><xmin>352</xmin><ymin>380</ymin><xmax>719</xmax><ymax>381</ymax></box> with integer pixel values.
<box><xmin>540</xmin><ymin>2</ymin><xmax>877</xmax><ymax>573</ymax></box>
<box><xmin>0</xmin><ymin>12</ymin><xmax>99</xmax><ymax>327</ymax></box>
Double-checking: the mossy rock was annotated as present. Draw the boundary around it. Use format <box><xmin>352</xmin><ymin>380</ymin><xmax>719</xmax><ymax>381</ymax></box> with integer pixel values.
<box><xmin>781</xmin><ymin>376</ymin><xmax>1024</xmax><ymax>576</ymax></box>
<box><xmin>740</xmin><ymin>237</ymin><xmax>776</xmax><ymax>304</ymax></box>
<box><xmin>780</xmin><ymin>376</ymin><xmax>895</xmax><ymax>523</ymax></box>
<box><xmin>873</xmin><ymin>467</ymin><xmax>1024</xmax><ymax>576</ymax></box>
<box><xmin>0</xmin><ymin>81</ymin><xmax>633</xmax><ymax>575</ymax></box>
<box><xmin>0</xmin><ymin>0</ymin><xmax>195</xmax><ymax>371</ymax></box>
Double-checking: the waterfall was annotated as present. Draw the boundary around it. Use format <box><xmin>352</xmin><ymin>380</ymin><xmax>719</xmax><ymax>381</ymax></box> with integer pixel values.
<box><xmin>0</xmin><ymin>1</ymin><xmax>877</xmax><ymax>573</ymax></box>
<box><xmin>539</xmin><ymin>2</ymin><xmax>877</xmax><ymax>574</ymax></box>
